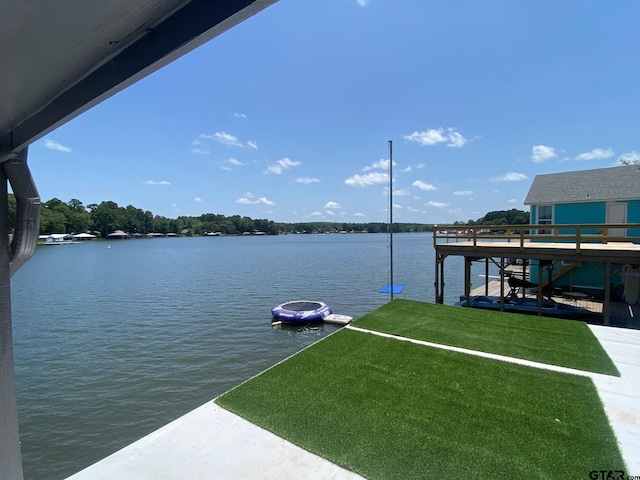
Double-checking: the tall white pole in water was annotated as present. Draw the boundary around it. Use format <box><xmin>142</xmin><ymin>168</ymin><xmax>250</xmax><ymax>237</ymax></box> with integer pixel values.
<box><xmin>388</xmin><ymin>140</ymin><xmax>394</xmax><ymax>301</ymax></box>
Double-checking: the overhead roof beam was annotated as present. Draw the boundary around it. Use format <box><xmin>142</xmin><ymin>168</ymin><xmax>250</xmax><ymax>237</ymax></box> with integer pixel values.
<box><xmin>0</xmin><ymin>0</ymin><xmax>276</xmax><ymax>162</ymax></box>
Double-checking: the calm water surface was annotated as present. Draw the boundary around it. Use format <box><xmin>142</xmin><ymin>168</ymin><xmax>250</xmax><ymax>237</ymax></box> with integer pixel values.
<box><xmin>11</xmin><ymin>233</ymin><xmax>489</xmax><ymax>479</ymax></box>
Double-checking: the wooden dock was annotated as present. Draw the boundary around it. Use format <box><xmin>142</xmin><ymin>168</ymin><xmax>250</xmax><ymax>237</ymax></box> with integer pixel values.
<box><xmin>433</xmin><ymin>223</ymin><xmax>640</xmax><ymax>329</ymax></box>
<box><xmin>469</xmin><ymin>277</ymin><xmax>640</xmax><ymax>329</ymax></box>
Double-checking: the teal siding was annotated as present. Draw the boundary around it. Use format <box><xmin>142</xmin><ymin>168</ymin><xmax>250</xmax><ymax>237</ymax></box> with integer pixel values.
<box><xmin>526</xmin><ymin>188</ymin><xmax>640</xmax><ymax>297</ymax></box>
<box><xmin>628</xmin><ymin>200</ymin><xmax>640</xmax><ymax>237</ymax></box>
<box><xmin>555</xmin><ymin>202</ymin><xmax>604</xmax><ymax>234</ymax></box>
<box><xmin>555</xmin><ymin>202</ymin><xmax>605</xmax><ymax>223</ymax></box>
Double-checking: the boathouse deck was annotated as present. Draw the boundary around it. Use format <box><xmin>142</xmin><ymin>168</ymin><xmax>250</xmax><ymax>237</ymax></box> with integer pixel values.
<box><xmin>433</xmin><ymin>224</ymin><xmax>640</xmax><ymax>328</ymax></box>
<box><xmin>470</xmin><ymin>274</ymin><xmax>640</xmax><ymax>329</ymax></box>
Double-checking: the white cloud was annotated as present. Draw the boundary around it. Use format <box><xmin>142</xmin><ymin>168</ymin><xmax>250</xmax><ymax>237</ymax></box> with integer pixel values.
<box><xmin>172</xmin><ymin>204</ymin><xmax>181</xmax><ymax>212</ymax></box>
<box><xmin>575</xmin><ymin>147</ymin><xmax>614</xmax><ymax>161</ymax></box>
<box><xmin>427</xmin><ymin>201</ymin><xmax>449</xmax><ymax>208</ymax></box>
<box><xmin>232</xmin><ymin>112</ymin><xmax>247</xmax><ymax>119</ymax></box>
<box><xmin>310</xmin><ymin>211</ymin><xmax>324</xmax><ymax>217</ymax></box>
<box><xmin>257</xmin><ymin>197</ymin><xmax>275</xmax><ymax>206</ymax></box>
<box><xmin>191</xmin><ymin>147</ymin><xmax>210</xmax><ymax>155</ymax></box>
<box><xmin>201</xmin><ymin>131</ymin><xmax>243</xmax><ymax>147</ymax></box>
<box><xmin>619</xmin><ymin>150</ymin><xmax>640</xmax><ymax>164</ymax></box>
<box><xmin>245</xmin><ymin>192</ymin><xmax>255</xmax><ymax>198</ymax></box>
<box><xmin>412</xmin><ymin>180</ymin><xmax>438</xmax><ymax>191</ymax></box>
<box><xmin>324</xmin><ymin>201</ymin><xmax>342</xmax><ymax>209</ymax></box>
<box><xmin>383</xmin><ymin>187</ymin><xmax>410</xmax><ymax>197</ymax></box>
<box><xmin>363</xmin><ymin>159</ymin><xmax>394</xmax><ymax>171</ymax></box>
<box><xmin>490</xmin><ymin>172</ymin><xmax>528</xmax><ymax>182</ymax></box>
<box><xmin>531</xmin><ymin>145</ymin><xmax>557</xmax><ymax>163</ymax></box>
<box><xmin>406</xmin><ymin>207</ymin><xmax>419</xmax><ymax>212</ymax></box>
<box><xmin>143</xmin><ymin>180</ymin><xmax>171</xmax><ymax>185</ymax></box>
<box><xmin>446</xmin><ymin>131</ymin><xmax>468</xmax><ymax>148</ymax></box>
<box><xmin>345</xmin><ymin>172</ymin><xmax>388</xmax><ymax>187</ymax></box>
<box><xmin>236</xmin><ymin>195</ymin><xmax>275</xmax><ymax>206</ymax></box>
<box><xmin>356</xmin><ymin>0</ymin><xmax>369</xmax><ymax>5</ymax></box>
<box><xmin>508</xmin><ymin>198</ymin><xmax>517</xmax><ymax>203</ymax></box>
<box><xmin>227</xmin><ymin>158</ymin><xmax>244</xmax><ymax>166</ymax></box>
<box><xmin>294</xmin><ymin>177</ymin><xmax>321</xmax><ymax>184</ymax></box>
<box><xmin>403</xmin><ymin>128</ymin><xmax>469</xmax><ymax>148</ymax></box>
<box><xmin>454</xmin><ymin>190</ymin><xmax>474</xmax><ymax>196</ymax></box>
<box><xmin>354</xmin><ymin>212</ymin><xmax>366</xmax><ymax>217</ymax></box>
<box><xmin>194</xmin><ymin>197</ymin><xmax>203</xmax><ymax>202</ymax></box>
<box><xmin>265</xmin><ymin>157</ymin><xmax>301</xmax><ymax>174</ymax></box>
<box><xmin>192</xmin><ymin>139</ymin><xmax>201</xmax><ymax>145</ymax></box>
<box><xmin>325</xmin><ymin>210</ymin><xmax>336</xmax><ymax>216</ymax></box>
<box><xmin>404</xmin><ymin>129</ymin><xmax>446</xmax><ymax>146</ymax></box>
<box><xmin>415</xmin><ymin>163</ymin><xmax>426</xmax><ymax>169</ymax></box>
<box><xmin>43</xmin><ymin>139</ymin><xmax>72</xmax><ymax>152</ymax></box>
<box><xmin>220</xmin><ymin>166</ymin><xmax>232</xmax><ymax>171</ymax></box>
<box><xmin>247</xmin><ymin>141</ymin><xmax>258</xmax><ymax>149</ymax></box>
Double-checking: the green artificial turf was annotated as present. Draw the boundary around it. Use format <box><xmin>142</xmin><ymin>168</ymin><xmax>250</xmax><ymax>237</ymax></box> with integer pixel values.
<box><xmin>353</xmin><ymin>299</ymin><xmax>619</xmax><ymax>376</ymax></box>
<box><xmin>216</xmin><ymin>329</ymin><xmax>624</xmax><ymax>479</ymax></box>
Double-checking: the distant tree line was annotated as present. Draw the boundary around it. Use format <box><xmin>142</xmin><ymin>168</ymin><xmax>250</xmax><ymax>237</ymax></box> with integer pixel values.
<box><xmin>31</xmin><ymin>198</ymin><xmax>282</xmax><ymax>236</ymax></box>
<box><xmin>10</xmin><ymin>196</ymin><xmax>438</xmax><ymax>237</ymax></box>
<box><xmin>8</xmin><ymin>195</ymin><xmax>529</xmax><ymax>236</ymax></box>
<box><xmin>452</xmin><ymin>208</ymin><xmax>530</xmax><ymax>226</ymax></box>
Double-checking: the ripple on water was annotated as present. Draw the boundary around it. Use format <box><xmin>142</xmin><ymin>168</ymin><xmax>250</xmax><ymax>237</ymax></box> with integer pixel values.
<box><xmin>11</xmin><ymin>234</ymin><xmax>493</xmax><ymax>479</ymax></box>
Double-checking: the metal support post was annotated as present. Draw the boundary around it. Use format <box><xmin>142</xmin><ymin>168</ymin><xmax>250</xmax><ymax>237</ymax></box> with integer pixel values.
<box><xmin>464</xmin><ymin>257</ymin><xmax>471</xmax><ymax>305</ymax></box>
<box><xmin>0</xmin><ymin>146</ymin><xmax>40</xmax><ymax>480</ymax></box>
<box><xmin>604</xmin><ymin>263</ymin><xmax>611</xmax><ymax>326</ymax></box>
<box><xmin>0</xmin><ymin>165</ymin><xmax>24</xmax><ymax>480</ymax></box>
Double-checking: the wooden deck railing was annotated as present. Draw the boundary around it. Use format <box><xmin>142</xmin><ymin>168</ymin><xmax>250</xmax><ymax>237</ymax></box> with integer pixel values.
<box><xmin>433</xmin><ymin>223</ymin><xmax>640</xmax><ymax>253</ymax></box>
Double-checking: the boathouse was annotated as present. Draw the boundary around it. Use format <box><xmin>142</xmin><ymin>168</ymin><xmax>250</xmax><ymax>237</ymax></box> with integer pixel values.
<box><xmin>524</xmin><ymin>164</ymin><xmax>640</xmax><ymax>301</ymax></box>
<box><xmin>38</xmin><ymin>233</ymin><xmax>74</xmax><ymax>243</ymax></box>
<box><xmin>526</xmin><ymin>164</ymin><xmax>640</xmax><ymax>230</ymax></box>
<box><xmin>107</xmin><ymin>230</ymin><xmax>131</xmax><ymax>240</ymax></box>
<box><xmin>433</xmin><ymin>164</ymin><xmax>640</xmax><ymax>328</ymax></box>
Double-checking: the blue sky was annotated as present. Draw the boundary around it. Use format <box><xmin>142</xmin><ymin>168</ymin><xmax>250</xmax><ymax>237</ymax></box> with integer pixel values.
<box><xmin>29</xmin><ymin>0</ymin><xmax>640</xmax><ymax>224</ymax></box>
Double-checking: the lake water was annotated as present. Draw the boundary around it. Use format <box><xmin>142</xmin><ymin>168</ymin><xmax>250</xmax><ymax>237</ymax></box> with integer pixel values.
<box><xmin>11</xmin><ymin>233</ymin><xmax>490</xmax><ymax>479</ymax></box>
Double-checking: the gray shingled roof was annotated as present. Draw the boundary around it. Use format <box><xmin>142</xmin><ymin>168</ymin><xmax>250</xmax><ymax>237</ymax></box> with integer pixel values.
<box><xmin>524</xmin><ymin>164</ymin><xmax>640</xmax><ymax>205</ymax></box>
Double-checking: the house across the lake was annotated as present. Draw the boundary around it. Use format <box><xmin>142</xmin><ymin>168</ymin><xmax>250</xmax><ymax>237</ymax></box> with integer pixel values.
<box><xmin>72</xmin><ymin>233</ymin><xmax>97</xmax><ymax>241</ymax></box>
<box><xmin>39</xmin><ymin>233</ymin><xmax>74</xmax><ymax>244</ymax></box>
<box><xmin>524</xmin><ymin>164</ymin><xmax>640</xmax><ymax>301</ymax></box>
<box><xmin>107</xmin><ymin>230</ymin><xmax>131</xmax><ymax>239</ymax></box>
